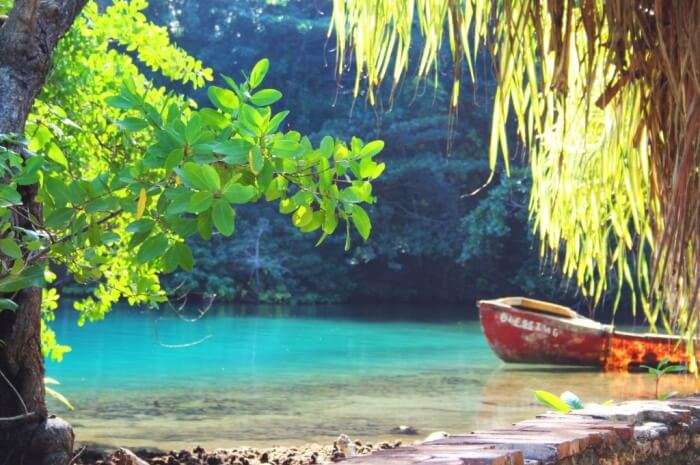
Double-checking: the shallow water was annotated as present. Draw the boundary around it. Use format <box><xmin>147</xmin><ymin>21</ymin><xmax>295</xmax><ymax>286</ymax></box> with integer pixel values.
<box><xmin>47</xmin><ymin>305</ymin><xmax>700</xmax><ymax>451</ymax></box>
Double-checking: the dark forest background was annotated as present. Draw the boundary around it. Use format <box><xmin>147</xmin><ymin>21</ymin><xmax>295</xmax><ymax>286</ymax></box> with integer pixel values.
<box><xmin>80</xmin><ymin>0</ymin><xmax>596</xmax><ymax>313</ymax></box>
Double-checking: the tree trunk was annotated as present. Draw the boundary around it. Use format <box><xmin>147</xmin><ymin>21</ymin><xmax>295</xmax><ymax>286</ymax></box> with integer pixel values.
<box><xmin>0</xmin><ymin>1</ymin><xmax>87</xmax><ymax>464</ymax></box>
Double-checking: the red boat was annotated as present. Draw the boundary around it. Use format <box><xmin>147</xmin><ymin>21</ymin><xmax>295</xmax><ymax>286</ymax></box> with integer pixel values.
<box><xmin>478</xmin><ymin>297</ymin><xmax>693</xmax><ymax>371</ymax></box>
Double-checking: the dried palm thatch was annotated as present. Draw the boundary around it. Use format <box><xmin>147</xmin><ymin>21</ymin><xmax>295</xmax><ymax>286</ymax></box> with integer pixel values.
<box><xmin>330</xmin><ymin>0</ymin><xmax>700</xmax><ymax>363</ymax></box>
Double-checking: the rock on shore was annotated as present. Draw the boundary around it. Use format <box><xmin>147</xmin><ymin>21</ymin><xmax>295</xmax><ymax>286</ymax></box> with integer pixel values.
<box><xmin>75</xmin><ymin>437</ymin><xmax>401</xmax><ymax>465</ymax></box>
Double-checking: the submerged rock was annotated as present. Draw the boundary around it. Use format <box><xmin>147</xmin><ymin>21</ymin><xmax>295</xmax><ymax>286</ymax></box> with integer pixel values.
<box><xmin>389</xmin><ymin>425</ymin><xmax>418</xmax><ymax>435</ymax></box>
<box><xmin>423</xmin><ymin>431</ymin><xmax>449</xmax><ymax>442</ymax></box>
<box><xmin>334</xmin><ymin>434</ymin><xmax>356</xmax><ymax>458</ymax></box>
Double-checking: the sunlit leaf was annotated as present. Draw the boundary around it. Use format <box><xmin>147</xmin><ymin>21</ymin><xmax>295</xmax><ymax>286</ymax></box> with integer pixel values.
<box><xmin>534</xmin><ymin>390</ymin><xmax>571</xmax><ymax>414</ymax></box>
<box><xmin>249</xmin><ymin>58</ymin><xmax>270</xmax><ymax>89</ymax></box>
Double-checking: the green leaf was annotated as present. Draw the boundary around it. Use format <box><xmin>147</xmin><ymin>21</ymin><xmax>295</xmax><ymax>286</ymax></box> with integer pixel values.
<box><xmin>136</xmin><ymin>235</ymin><xmax>169</xmax><ymax>264</ymax></box>
<box><xmin>320</xmin><ymin>136</ymin><xmax>335</xmax><ymax>158</ymax></box>
<box><xmin>250</xmin><ymin>89</ymin><xmax>282</xmax><ymax>106</ymax></box>
<box><xmin>271</xmin><ymin>137</ymin><xmax>301</xmax><ymax>157</ymax></box>
<box><xmin>279</xmin><ymin>198</ymin><xmax>296</xmax><ymax>214</ymax></box>
<box><xmin>85</xmin><ymin>197</ymin><xmax>118</xmax><ymax>214</ymax></box>
<box><xmin>222</xmin><ymin>181</ymin><xmax>257</xmax><ymax>204</ymax></box>
<box><xmin>165</xmin><ymin>148</ymin><xmax>184</xmax><ymax>172</ymax></box>
<box><xmin>360</xmin><ymin>140</ymin><xmax>385</xmax><ymax>157</ymax></box>
<box><xmin>185</xmin><ymin>114</ymin><xmax>202</xmax><ymax>145</ymax></box>
<box><xmin>207</xmin><ymin>86</ymin><xmax>239</xmax><ymax>112</ymax></box>
<box><xmin>46</xmin><ymin>143</ymin><xmax>68</xmax><ymax>169</ymax></box>
<box><xmin>264</xmin><ymin>176</ymin><xmax>287</xmax><ymax>201</ymax></box>
<box><xmin>105</xmin><ymin>95</ymin><xmax>135</xmax><ymax>110</ymax></box>
<box><xmin>116</xmin><ymin>117</ymin><xmax>149</xmax><ymax>132</ymax></box>
<box><xmin>0</xmin><ymin>298</ymin><xmax>18</xmax><ymax>311</ymax></box>
<box><xmin>0</xmin><ymin>186</ymin><xmax>21</xmax><ymax>207</ymax></box>
<box><xmin>257</xmin><ymin>161</ymin><xmax>274</xmax><ymax>191</ymax></box>
<box><xmin>126</xmin><ymin>219</ymin><xmax>155</xmax><ymax>234</ymax></box>
<box><xmin>162</xmin><ymin>246</ymin><xmax>179</xmax><ymax>273</ymax></box>
<box><xmin>292</xmin><ymin>206</ymin><xmax>313</xmax><ymax>228</ymax></box>
<box><xmin>200</xmin><ymin>164</ymin><xmax>221</xmax><ymax>191</ymax></box>
<box><xmin>197</xmin><ymin>210</ymin><xmax>213</xmax><ymax>240</ymax></box>
<box><xmin>248</xmin><ymin>146</ymin><xmax>264</xmax><ymax>174</ymax></box>
<box><xmin>214</xmin><ymin>139</ymin><xmax>251</xmax><ymax>165</ymax></box>
<box><xmin>212</xmin><ymin>199</ymin><xmax>235</xmax><ymax>236</ymax></box>
<box><xmin>200</xmin><ymin>108</ymin><xmax>228</xmax><ymax>129</ymax></box>
<box><xmin>239</xmin><ymin>104</ymin><xmax>264</xmax><ymax>131</ymax></box>
<box><xmin>168</xmin><ymin>217</ymin><xmax>197</xmax><ymax>238</ymax></box>
<box><xmin>300</xmin><ymin>211</ymin><xmax>322</xmax><ymax>232</ymax></box>
<box><xmin>350</xmin><ymin>205</ymin><xmax>371</xmax><ymax>240</ymax></box>
<box><xmin>45</xmin><ymin>385</ymin><xmax>74</xmax><ymax>411</ymax></box>
<box><xmin>662</xmin><ymin>365</ymin><xmax>687</xmax><ymax>374</ymax></box>
<box><xmin>45</xmin><ymin>207</ymin><xmax>73</xmax><ymax>229</ymax></box>
<box><xmin>43</xmin><ymin>177</ymin><xmax>70</xmax><ymax>207</ymax></box>
<box><xmin>323</xmin><ymin>210</ymin><xmax>338</xmax><ymax>235</ymax></box>
<box><xmin>267</xmin><ymin>110</ymin><xmax>290</xmax><ymax>133</ymax></box>
<box><xmin>360</xmin><ymin>158</ymin><xmax>386</xmax><ymax>179</ymax></box>
<box><xmin>0</xmin><ymin>264</ymin><xmax>45</xmax><ymax>292</ymax></box>
<box><xmin>344</xmin><ymin>219</ymin><xmax>351</xmax><ymax>251</ymax></box>
<box><xmin>534</xmin><ymin>390</ymin><xmax>571</xmax><ymax>414</ymax></box>
<box><xmin>249</xmin><ymin>58</ymin><xmax>270</xmax><ymax>89</ymax></box>
<box><xmin>100</xmin><ymin>231</ymin><xmax>120</xmax><ymax>245</ymax></box>
<box><xmin>0</xmin><ymin>238</ymin><xmax>22</xmax><ymax>259</ymax></box>
<box><xmin>15</xmin><ymin>157</ymin><xmax>43</xmax><ymax>185</ymax></box>
<box><xmin>165</xmin><ymin>190</ymin><xmax>191</xmax><ymax>215</ymax></box>
<box><xmin>188</xmin><ymin>191</ymin><xmax>214</xmax><ymax>213</ymax></box>
<box><xmin>292</xmin><ymin>191</ymin><xmax>314</xmax><ymax>207</ymax></box>
<box><xmin>173</xmin><ymin>242</ymin><xmax>194</xmax><ymax>271</ymax></box>
<box><xmin>180</xmin><ymin>162</ymin><xmax>220</xmax><ymax>191</ymax></box>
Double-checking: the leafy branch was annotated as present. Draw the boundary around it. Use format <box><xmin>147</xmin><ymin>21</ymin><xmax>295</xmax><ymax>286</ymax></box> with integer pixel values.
<box><xmin>0</xmin><ymin>58</ymin><xmax>385</xmax><ymax>317</ymax></box>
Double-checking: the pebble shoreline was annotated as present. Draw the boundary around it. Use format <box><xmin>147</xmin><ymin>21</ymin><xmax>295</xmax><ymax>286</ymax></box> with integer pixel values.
<box><xmin>74</xmin><ymin>438</ymin><xmax>403</xmax><ymax>465</ymax></box>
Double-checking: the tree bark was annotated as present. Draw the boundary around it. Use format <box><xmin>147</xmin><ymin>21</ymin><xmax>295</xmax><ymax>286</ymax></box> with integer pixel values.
<box><xmin>0</xmin><ymin>1</ymin><xmax>87</xmax><ymax>464</ymax></box>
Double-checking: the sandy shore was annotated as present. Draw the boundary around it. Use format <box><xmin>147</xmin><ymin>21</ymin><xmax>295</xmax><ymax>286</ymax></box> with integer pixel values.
<box><xmin>74</xmin><ymin>437</ymin><xmax>403</xmax><ymax>465</ymax></box>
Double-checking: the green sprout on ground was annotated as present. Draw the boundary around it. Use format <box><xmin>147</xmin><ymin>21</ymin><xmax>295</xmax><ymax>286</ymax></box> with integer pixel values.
<box><xmin>640</xmin><ymin>358</ymin><xmax>687</xmax><ymax>400</ymax></box>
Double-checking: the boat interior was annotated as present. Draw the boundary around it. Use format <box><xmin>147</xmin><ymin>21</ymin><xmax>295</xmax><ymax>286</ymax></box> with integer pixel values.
<box><xmin>490</xmin><ymin>297</ymin><xmax>689</xmax><ymax>341</ymax></box>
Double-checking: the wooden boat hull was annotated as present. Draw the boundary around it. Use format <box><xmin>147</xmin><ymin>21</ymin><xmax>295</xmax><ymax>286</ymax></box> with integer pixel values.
<box><xmin>479</xmin><ymin>298</ymin><xmax>693</xmax><ymax>371</ymax></box>
<box><xmin>604</xmin><ymin>330</ymin><xmax>691</xmax><ymax>371</ymax></box>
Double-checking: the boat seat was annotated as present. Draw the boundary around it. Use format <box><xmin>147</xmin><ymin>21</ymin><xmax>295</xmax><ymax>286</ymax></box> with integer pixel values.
<box><xmin>501</xmin><ymin>297</ymin><xmax>578</xmax><ymax>319</ymax></box>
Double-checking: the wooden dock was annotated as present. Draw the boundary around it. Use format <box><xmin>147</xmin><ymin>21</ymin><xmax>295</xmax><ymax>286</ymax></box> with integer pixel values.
<box><xmin>342</xmin><ymin>396</ymin><xmax>700</xmax><ymax>465</ymax></box>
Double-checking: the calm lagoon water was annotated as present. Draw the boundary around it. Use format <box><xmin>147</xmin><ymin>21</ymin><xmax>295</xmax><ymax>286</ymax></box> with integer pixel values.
<box><xmin>47</xmin><ymin>305</ymin><xmax>700</xmax><ymax>450</ymax></box>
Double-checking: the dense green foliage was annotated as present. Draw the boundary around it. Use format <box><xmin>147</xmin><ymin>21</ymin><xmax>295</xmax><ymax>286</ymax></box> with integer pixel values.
<box><xmin>139</xmin><ymin>0</ymin><xmax>575</xmax><ymax>309</ymax></box>
<box><xmin>0</xmin><ymin>0</ymin><xmax>382</xmax><ymax>360</ymax></box>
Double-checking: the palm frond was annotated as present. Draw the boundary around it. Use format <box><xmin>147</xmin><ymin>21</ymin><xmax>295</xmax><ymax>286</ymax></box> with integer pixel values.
<box><xmin>331</xmin><ymin>0</ymin><xmax>700</xmax><ymax>362</ymax></box>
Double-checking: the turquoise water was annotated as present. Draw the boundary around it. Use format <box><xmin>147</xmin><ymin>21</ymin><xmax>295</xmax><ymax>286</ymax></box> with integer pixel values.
<box><xmin>46</xmin><ymin>306</ymin><xmax>700</xmax><ymax>450</ymax></box>
<box><xmin>47</xmin><ymin>306</ymin><xmax>493</xmax><ymax>391</ymax></box>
